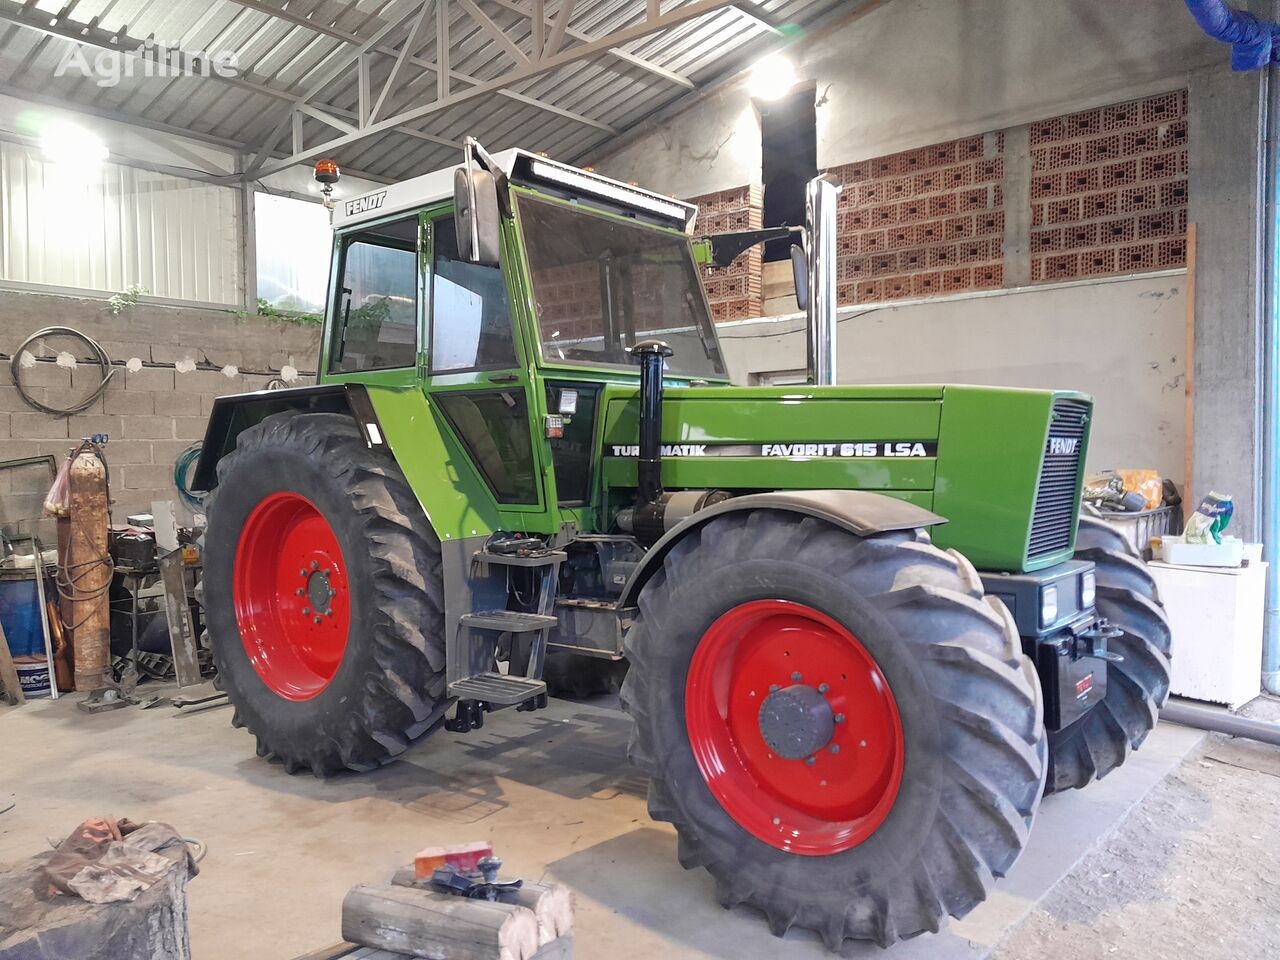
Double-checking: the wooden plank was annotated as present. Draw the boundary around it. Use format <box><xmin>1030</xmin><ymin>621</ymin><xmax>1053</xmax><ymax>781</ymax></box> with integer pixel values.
<box><xmin>342</xmin><ymin>884</ymin><xmax>539</xmax><ymax>960</ymax></box>
<box><xmin>158</xmin><ymin>550</ymin><xmax>201</xmax><ymax>687</ymax></box>
<box><xmin>0</xmin><ymin>615</ymin><xmax>27</xmax><ymax>705</ymax></box>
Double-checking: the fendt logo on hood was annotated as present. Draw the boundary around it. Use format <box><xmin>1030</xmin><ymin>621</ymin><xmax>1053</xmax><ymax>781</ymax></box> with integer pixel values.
<box><xmin>345</xmin><ymin>191</ymin><xmax>387</xmax><ymax>216</ymax></box>
<box><xmin>1048</xmin><ymin>437</ymin><xmax>1080</xmax><ymax>456</ymax></box>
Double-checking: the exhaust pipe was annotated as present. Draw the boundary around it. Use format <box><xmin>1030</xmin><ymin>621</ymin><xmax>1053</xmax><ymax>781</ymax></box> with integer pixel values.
<box><xmin>618</xmin><ymin>339</ymin><xmax>730</xmax><ymax>543</ymax></box>
<box><xmin>805</xmin><ymin>176</ymin><xmax>843</xmax><ymax>386</ymax></box>
<box><xmin>631</xmin><ymin>339</ymin><xmax>673</xmax><ymax>505</ymax></box>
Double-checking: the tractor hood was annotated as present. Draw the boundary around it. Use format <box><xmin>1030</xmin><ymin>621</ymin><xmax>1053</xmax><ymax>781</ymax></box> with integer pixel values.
<box><xmin>598</xmin><ymin>383</ymin><xmax>1092</xmax><ymax>574</ymax></box>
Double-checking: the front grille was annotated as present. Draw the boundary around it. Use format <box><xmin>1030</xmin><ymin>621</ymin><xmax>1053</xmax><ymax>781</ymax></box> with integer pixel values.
<box><xmin>1028</xmin><ymin>398</ymin><xmax>1090</xmax><ymax>560</ymax></box>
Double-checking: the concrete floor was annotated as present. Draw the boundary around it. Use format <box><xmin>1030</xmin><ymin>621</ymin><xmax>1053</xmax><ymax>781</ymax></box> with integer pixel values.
<box><xmin>0</xmin><ymin>686</ymin><xmax>1206</xmax><ymax>959</ymax></box>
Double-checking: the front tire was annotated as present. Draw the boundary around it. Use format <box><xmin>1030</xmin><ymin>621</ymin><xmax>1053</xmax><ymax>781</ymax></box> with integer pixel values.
<box><xmin>621</xmin><ymin>511</ymin><xmax>1046</xmax><ymax>949</ymax></box>
<box><xmin>1045</xmin><ymin>516</ymin><xmax>1173</xmax><ymax>793</ymax></box>
<box><xmin>203</xmin><ymin>412</ymin><xmax>449</xmax><ymax>776</ymax></box>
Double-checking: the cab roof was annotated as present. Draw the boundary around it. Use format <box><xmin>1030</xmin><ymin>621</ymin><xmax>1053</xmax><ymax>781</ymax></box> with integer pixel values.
<box><xmin>332</xmin><ymin>148</ymin><xmax>698</xmax><ymax>234</ymax></box>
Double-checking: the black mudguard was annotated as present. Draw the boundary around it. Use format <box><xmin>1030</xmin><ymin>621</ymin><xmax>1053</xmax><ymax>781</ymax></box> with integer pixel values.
<box><xmin>616</xmin><ymin>489</ymin><xmax>946</xmax><ymax>609</ymax></box>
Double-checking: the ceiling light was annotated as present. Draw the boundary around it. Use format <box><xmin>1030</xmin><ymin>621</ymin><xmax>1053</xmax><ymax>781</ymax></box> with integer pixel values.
<box><xmin>748</xmin><ymin>54</ymin><xmax>797</xmax><ymax>101</ymax></box>
<box><xmin>39</xmin><ymin>121</ymin><xmax>108</xmax><ymax>169</ymax></box>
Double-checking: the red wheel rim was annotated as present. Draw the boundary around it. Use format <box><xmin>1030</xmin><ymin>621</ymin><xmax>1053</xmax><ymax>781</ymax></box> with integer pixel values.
<box><xmin>233</xmin><ymin>492</ymin><xmax>350</xmax><ymax>701</ymax></box>
<box><xmin>685</xmin><ymin>600</ymin><xmax>904</xmax><ymax>855</ymax></box>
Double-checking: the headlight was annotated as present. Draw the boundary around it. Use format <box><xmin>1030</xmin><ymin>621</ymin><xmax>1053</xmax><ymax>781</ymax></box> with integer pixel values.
<box><xmin>1041</xmin><ymin>584</ymin><xmax>1059</xmax><ymax>627</ymax></box>
<box><xmin>1081</xmin><ymin>570</ymin><xmax>1096</xmax><ymax>608</ymax></box>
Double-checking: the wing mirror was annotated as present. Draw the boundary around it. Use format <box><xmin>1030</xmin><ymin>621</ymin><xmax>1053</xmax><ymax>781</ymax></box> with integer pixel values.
<box><xmin>791</xmin><ymin>243</ymin><xmax>810</xmax><ymax>312</ymax></box>
<box><xmin>453</xmin><ymin>138</ymin><xmax>502</xmax><ymax>266</ymax></box>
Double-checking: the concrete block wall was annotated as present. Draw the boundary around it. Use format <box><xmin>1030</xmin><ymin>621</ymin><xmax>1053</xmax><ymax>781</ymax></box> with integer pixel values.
<box><xmin>1</xmin><ymin>288</ymin><xmax>320</xmax><ymax>518</ymax></box>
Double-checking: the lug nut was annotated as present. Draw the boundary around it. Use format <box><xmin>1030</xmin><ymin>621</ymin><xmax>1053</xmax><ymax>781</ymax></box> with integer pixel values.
<box><xmin>295</xmin><ymin>588</ymin><xmax>304</xmax><ymax>596</ymax></box>
<box><xmin>769</xmin><ymin>684</ymin><xmax>780</xmax><ymax>692</ymax></box>
<box><xmin>829</xmin><ymin>744</ymin><xmax>840</xmax><ymax>755</ymax></box>
<box><xmin>314</xmin><ymin>616</ymin><xmax>323</xmax><ymax>625</ymax></box>
<box><xmin>302</xmin><ymin>607</ymin><xmax>311</xmax><ymax>616</ymax></box>
<box><xmin>818</xmin><ymin>683</ymin><xmax>829</xmax><ymax>693</ymax></box>
<box><xmin>805</xmin><ymin>756</ymin><xmax>816</xmax><ymax>766</ymax></box>
<box><xmin>834</xmin><ymin>713</ymin><xmax>846</xmax><ymax>724</ymax></box>
<box><xmin>772</xmin><ymin>817</ymin><xmax>781</xmax><ymax>826</ymax></box>
<box><xmin>311</xmin><ymin>560</ymin><xmax>320</xmax><ymax>570</ymax></box>
<box><xmin>299</xmin><ymin>568</ymin><xmax>307</xmax><ymax>577</ymax></box>
<box><xmin>791</xmin><ymin>672</ymin><xmax>802</xmax><ymax>682</ymax></box>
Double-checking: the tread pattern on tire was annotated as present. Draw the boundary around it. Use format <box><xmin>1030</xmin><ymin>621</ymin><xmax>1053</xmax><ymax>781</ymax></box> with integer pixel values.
<box><xmin>205</xmin><ymin>412</ymin><xmax>448</xmax><ymax>776</ymax></box>
<box><xmin>1045</xmin><ymin>515</ymin><xmax>1173</xmax><ymax>793</ymax></box>
<box><xmin>620</xmin><ymin>511</ymin><xmax>1046</xmax><ymax>949</ymax></box>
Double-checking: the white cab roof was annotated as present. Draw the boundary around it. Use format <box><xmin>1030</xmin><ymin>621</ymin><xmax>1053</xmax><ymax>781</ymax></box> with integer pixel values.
<box><xmin>331</xmin><ymin>148</ymin><xmax>697</xmax><ymax>233</ymax></box>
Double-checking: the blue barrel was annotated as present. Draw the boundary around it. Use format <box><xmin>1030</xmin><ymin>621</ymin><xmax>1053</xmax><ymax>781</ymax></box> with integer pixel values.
<box><xmin>0</xmin><ymin>570</ymin><xmax>53</xmax><ymax>660</ymax></box>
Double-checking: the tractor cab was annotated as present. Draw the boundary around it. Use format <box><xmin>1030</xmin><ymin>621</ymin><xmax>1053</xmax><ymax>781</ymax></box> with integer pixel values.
<box><xmin>310</xmin><ymin>145</ymin><xmax>738</xmax><ymax>529</ymax></box>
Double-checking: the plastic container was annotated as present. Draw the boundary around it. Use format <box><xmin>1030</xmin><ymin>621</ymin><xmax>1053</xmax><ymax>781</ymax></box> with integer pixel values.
<box><xmin>0</xmin><ymin>570</ymin><xmax>51</xmax><ymax>659</ymax></box>
<box><xmin>1095</xmin><ymin>506</ymin><xmax>1177</xmax><ymax>559</ymax></box>
<box><xmin>1156</xmin><ymin>534</ymin><xmax>1245</xmax><ymax>567</ymax></box>
<box><xmin>13</xmin><ymin>655</ymin><xmax>51</xmax><ymax>698</ymax></box>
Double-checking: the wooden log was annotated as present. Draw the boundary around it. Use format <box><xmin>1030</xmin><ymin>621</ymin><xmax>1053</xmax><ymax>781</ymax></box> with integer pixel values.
<box><xmin>389</xmin><ymin>870</ymin><xmax>573</xmax><ymax>946</ymax></box>
<box><xmin>510</xmin><ymin>883</ymin><xmax>572</xmax><ymax>945</ymax></box>
<box><xmin>342</xmin><ymin>884</ymin><xmax>539</xmax><ymax>960</ymax></box>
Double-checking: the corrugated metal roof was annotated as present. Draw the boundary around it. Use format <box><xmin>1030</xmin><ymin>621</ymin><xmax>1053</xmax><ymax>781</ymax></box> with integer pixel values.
<box><xmin>0</xmin><ymin>0</ymin><xmax>857</xmax><ymax>182</ymax></box>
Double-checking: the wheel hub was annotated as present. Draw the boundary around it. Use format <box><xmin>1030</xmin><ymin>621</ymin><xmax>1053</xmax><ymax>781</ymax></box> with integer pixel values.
<box><xmin>758</xmin><ymin>684</ymin><xmax>835</xmax><ymax>760</ymax></box>
<box><xmin>306</xmin><ymin>568</ymin><xmax>335</xmax><ymax>616</ymax></box>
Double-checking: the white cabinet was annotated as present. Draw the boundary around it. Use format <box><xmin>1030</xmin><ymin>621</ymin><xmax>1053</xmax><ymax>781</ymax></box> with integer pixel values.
<box><xmin>1148</xmin><ymin>561</ymin><xmax>1267</xmax><ymax>709</ymax></box>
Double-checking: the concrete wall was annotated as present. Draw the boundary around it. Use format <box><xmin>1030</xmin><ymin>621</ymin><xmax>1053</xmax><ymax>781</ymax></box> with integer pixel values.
<box><xmin>595</xmin><ymin>0</ymin><xmax>1225</xmax><ymax>191</ymax></box>
<box><xmin>719</xmin><ymin>273</ymin><xmax>1188</xmax><ymax>481</ymax></box>
<box><xmin>0</xmin><ymin>289</ymin><xmax>320</xmax><ymax>518</ymax></box>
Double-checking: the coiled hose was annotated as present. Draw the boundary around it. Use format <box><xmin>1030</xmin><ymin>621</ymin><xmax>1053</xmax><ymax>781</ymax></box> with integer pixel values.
<box><xmin>8</xmin><ymin>326</ymin><xmax>116</xmax><ymax>416</ymax></box>
<box><xmin>173</xmin><ymin>443</ymin><xmax>206</xmax><ymax>511</ymax></box>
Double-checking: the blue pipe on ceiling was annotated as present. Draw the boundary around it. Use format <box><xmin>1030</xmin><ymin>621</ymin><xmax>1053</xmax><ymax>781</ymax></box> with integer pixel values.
<box><xmin>1184</xmin><ymin>0</ymin><xmax>1280</xmax><ymax>69</ymax></box>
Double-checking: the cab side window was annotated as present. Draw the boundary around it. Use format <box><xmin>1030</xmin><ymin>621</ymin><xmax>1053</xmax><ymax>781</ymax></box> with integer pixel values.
<box><xmin>330</xmin><ymin>216</ymin><xmax>418</xmax><ymax>373</ymax></box>
<box><xmin>430</xmin><ymin>216</ymin><xmax>517</xmax><ymax>372</ymax></box>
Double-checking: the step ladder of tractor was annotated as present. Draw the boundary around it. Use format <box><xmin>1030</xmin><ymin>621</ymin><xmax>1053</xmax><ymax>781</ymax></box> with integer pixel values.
<box><xmin>472</xmin><ymin>549</ymin><xmax>568</xmax><ymax>568</ymax></box>
<box><xmin>449</xmin><ymin>672</ymin><xmax>547</xmax><ymax>705</ymax></box>
<box><xmin>458</xmin><ymin>611</ymin><xmax>558</xmax><ymax>633</ymax></box>
<box><xmin>450</xmin><ymin>545</ymin><xmax>566</xmax><ymax>705</ymax></box>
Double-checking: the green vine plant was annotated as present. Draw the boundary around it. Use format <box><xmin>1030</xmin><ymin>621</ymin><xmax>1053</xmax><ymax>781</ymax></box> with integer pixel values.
<box><xmin>107</xmin><ymin>284</ymin><xmax>148</xmax><ymax>315</ymax></box>
<box><xmin>251</xmin><ymin>297</ymin><xmax>323</xmax><ymax>326</ymax></box>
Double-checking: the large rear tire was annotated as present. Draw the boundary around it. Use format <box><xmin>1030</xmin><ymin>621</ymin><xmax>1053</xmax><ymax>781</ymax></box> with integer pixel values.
<box><xmin>203</xmin><ymin>412</ymin><xmax>449</xmax><ymax>776</ymax></box>
<box><xmin>621</xmin><ymin>511</ymin><xmax>1046</xmax><ymax>949</ymax></box>
<box><xmin>1045</xmin><ymin>516</ymin><xmax>1172</xmax><ymax>793</ymax></box>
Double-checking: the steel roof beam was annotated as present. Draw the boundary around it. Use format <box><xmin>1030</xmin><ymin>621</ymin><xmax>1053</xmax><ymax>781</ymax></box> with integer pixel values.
<box><xmin>255</xmin><ymin>0</ymin><xmax>741</xmax><ymax>177</ymax></box>
<box><xmin>219</xmin><ymin>0</ymin><xmax>618</xmax><ymax>133</ymax></box>
<box><xmin>730</xmin><ymin>2</ymin><xmax>784</xmax><ymax>35</ymax></box>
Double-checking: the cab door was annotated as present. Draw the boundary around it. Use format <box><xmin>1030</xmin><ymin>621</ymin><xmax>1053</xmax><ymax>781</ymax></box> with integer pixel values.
<box><xmin>422</xmin><ymin>210</ymin><xmax>551</xmax><ymax>527</ymax></box>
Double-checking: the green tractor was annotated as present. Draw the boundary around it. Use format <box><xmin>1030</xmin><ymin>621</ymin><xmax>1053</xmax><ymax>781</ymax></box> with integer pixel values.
<box><xmin>194</xmin><ymin>140</ymin><xmax>1171</xmax><ymax>949</ymax></box>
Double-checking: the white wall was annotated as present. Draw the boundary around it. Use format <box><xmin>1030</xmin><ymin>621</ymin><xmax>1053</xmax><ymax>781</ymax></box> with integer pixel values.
<box><xmin>0</xmin><ymin>92</ymin><xmax>383</xmax><ymax>306</ymax></box>
<box><xmin>0</xmin><ymin>140</ymin><xmax>242</xmax><ymax>304</ymax></box>
<box><xmin>719</xmin><ymin>273</ymin><xmax>1188</xmax><ymax>481</ymax></box>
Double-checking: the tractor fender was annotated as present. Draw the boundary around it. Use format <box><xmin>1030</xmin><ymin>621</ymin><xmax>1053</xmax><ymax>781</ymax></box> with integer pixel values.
<box><xmin>191</xmin><ymin>383</ymin><xmax>385</xmax><ymax>492</ymax></box>
<box><xmin>616</xmin><ymin>489</ymin><xmax>946</xmax><ymax>609</ymax></box>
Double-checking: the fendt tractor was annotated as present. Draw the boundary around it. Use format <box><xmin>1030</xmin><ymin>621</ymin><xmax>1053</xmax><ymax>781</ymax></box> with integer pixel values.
<box><xmin>193</xmin><ymin>140</ymin><xmax>1172</xmax><ymax>949</ymax></box>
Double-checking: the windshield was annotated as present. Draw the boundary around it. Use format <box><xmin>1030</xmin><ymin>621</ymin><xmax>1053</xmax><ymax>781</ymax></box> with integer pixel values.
<box><xmin>515</xmin><ymin>193</ymin><xmax>728</xmax><ymax>379</ymax></box>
